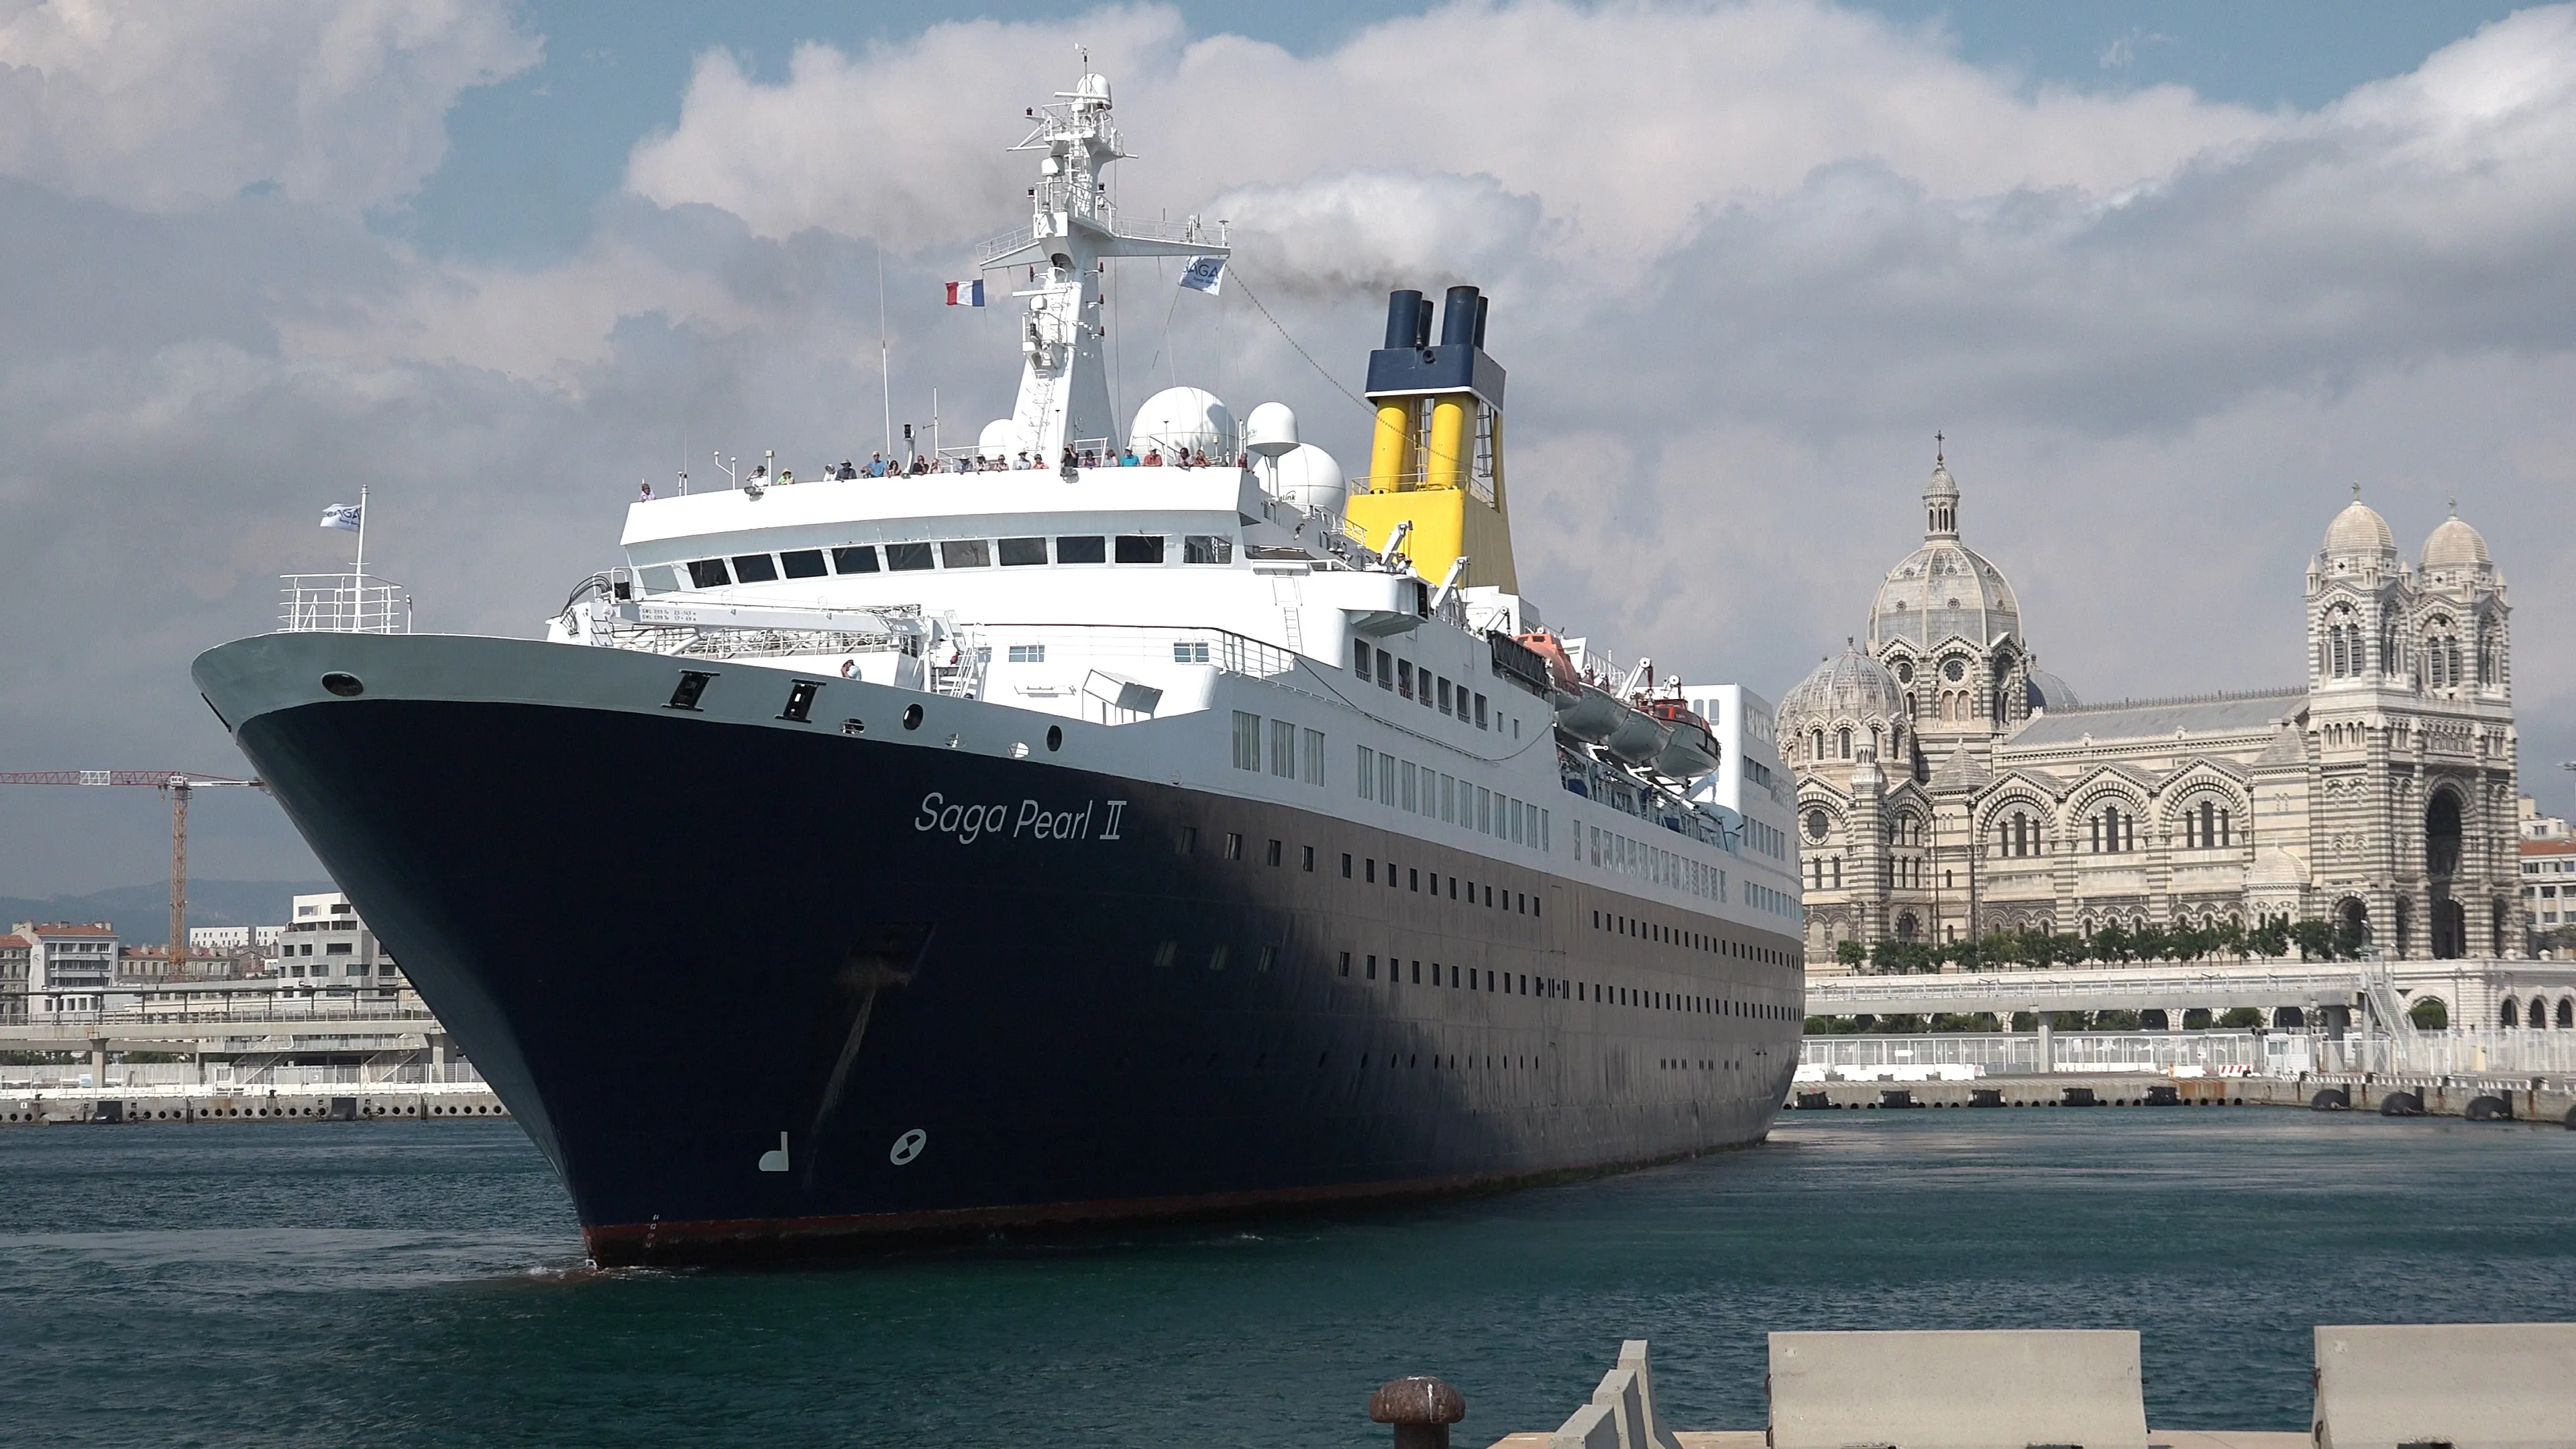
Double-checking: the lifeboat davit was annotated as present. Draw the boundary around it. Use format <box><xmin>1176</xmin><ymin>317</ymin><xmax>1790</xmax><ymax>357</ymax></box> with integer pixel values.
<box><xmin>1646</xmin><ymin>700</ymin><xmax>1721</xmax><ymax>780</ymax></box>
<box><xmin>1603</xmin><ymin>700</ymin><xmax>1672</xmax><ymax>766</ymax></box>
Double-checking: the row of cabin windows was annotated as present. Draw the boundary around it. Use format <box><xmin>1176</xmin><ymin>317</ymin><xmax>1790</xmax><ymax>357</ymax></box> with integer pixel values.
<box><xmin>667</xmin><ymin>533</ymin><xmax>1234</xmax><ymax>590</ymax></box>
<box><xmin>1591</xmin><ymin>908</ymin><xmax>1798</xmax><ymax>969</ymax></box>
<box><xmin>1228</xmin><ymin>712</ymin><xmax>1328</xmax><ymax>786</ymax></box>
<box><xmin>1340</xmin><ymin>951</ymin><xmax>1796</xmax><ymax>1020</ymax></box>
<box><xmin>1355</xmin><ymin>747</ymin><xmax>1550</xmax><ymax>851</ymax></box>
<box><xmin>1351</xmin><ymin>640</ymin><xmax>1491</xmax><ymax>730</ymax></box>
<box><xmin>1340</xmin><ymin>854</ymin><xmax>1540</xmax><ymax>918</ymax></box>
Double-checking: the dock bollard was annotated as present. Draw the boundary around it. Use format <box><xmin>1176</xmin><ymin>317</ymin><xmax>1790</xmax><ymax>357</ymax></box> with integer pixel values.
<box><xmin>1369</xmin><ymin>1376</ymin><xmax>1466</xmax><ymax>1449</ymax></box>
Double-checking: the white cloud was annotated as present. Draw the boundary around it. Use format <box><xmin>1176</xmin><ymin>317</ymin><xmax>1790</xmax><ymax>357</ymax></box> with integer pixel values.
<box><xmin>625</xmin><ymin>0</ymin><xmax>2275</xmax><ymax>270</ymax></box>
<box><xmin>0</xmin><ymin>0</ymin><xmax>538</xmax><ymax>211</ymax></box>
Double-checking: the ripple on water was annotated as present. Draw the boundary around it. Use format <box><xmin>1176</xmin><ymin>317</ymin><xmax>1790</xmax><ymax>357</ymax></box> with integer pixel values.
<box><xmin>1</xmin><ymin>1110</ymin><xmax>2570</xmax><ymax>1448</ymax></box>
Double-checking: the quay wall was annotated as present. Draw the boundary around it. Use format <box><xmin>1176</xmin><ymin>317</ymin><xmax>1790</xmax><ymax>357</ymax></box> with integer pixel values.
<box><xmin>1787</xmin><ymin>1071</ymin><xmax>2576</xmax><ymax>1124</ymax></box>
<box><xmin>2</xmin><ymin>1083</ymin><xmax>506</xmax><ymax>1126</ymax></box>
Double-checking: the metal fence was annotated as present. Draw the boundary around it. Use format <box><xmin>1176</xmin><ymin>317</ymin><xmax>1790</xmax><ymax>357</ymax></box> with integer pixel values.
<box><xmin>1801</xmin><ymin>1028</ymin><xmax>2576</xmax><ymax>1079</ymax></box>
<box><xmin>1</xmin><ymin>1061</ymin><xmax>486</xmax><ymax>1091</ymax></box>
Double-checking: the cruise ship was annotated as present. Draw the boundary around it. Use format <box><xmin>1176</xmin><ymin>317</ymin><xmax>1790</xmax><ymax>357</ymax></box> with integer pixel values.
<box><xmin>193</xmin><ymin>72</ymin><xmax>1805</xmax><ymax>1265</ymax></box>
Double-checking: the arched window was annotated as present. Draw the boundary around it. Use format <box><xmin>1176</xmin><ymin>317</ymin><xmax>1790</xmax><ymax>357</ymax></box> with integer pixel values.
<box><xmin>2500</xmin><ymin>998</ymin><xmax>2519</xmax><ymax>1028</ymax></box>
<box><xmin>2560</xmin><ymin>998</ymin><xmax>2573</xmax><ymax>1028</ymax></box>
<box><xmin>1811</xmin><ymin>729</ymin><xmax>1825</xmax><ymax>759</ymax></box>
<box><xmin>2478</xmin><ymin>621</ymin><xmax>2500</xmax><ymax>684</ymax></box>
<box><xmin>1829</xmin><ymin>857</ymin><xmax>1841</xmax><ymax>889</ymax></box>
<box><xmin>1837</xmin><ymin>727</ymin><xmax>1852</xmax><ymax>759</ymax></box>
<box><xmin>2089</xmin><ymin>803</ymin><xmax>2132</xmax><ymax>854</ymax></box>
<box><xmin>1871</xmin><ymin>724</ymin><xmax>1884</xmax><ymax>757</ymax></box>
<box><xmin>2330</xmin><ymin>625</ymin><xmax>2349</xmax><ymax>678</ymax></box>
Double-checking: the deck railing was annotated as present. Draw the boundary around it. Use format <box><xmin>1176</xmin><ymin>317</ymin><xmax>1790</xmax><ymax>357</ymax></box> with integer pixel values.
<box><xmin>280</xmin><ymin>574</ymin><xmax>411</xmax><ymax>634</ymax></box>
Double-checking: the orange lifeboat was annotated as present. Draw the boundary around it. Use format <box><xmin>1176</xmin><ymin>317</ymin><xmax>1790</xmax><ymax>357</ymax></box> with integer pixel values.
<box><xmin>1644</xmin><ymin>699</ymin><xmax>1721</xmax><ymax>779</ymax></box>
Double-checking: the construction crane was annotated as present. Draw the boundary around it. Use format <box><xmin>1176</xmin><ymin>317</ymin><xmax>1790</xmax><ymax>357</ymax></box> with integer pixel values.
<box><xmin>0</xmin><ymin>770</ymin><xmax>265</xmax><ymax>977</ymax></box>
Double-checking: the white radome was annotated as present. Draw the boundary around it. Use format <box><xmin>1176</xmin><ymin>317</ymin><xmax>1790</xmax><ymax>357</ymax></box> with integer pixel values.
<box><xmin>977</xmin><ymin>419</ymin><xmax>1018</xmax><ymax>460</ymax></box>
<box><xmin>1244</xmin><ymin>401</ymin><xmax>1298</xmax><ymax>459</ymax></box>
<box><xmin>1271</xmin><ymin>443</ymin><xmax>1346</xmax><ymax>516</ymax></box>
<box><xmin>1130</xmin><ymin>387</ymin><xmax>1234</xmax><ymax>460</ymax></box>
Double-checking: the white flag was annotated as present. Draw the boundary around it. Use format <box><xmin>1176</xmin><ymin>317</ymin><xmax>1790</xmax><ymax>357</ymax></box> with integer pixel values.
<box><xmin>1177</xmin><ymin>256</ymin><xmax>1225</xmax><ymax>295</ymax></box>
<box><xmin>319</xmin><ymin>503</ymin><xmax>362</xmax><ymax>531</ymax></box>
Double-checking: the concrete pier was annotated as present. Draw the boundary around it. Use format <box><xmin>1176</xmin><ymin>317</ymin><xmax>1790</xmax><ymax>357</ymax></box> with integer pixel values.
<box><xmin>1784</xmin><ymin>1070</ymin><xmax>2576</xmax><ymax>1123</ymax></box>
<box><xmin>1</xmin><ymin>1084</ymin><xmax>506</xmax><ymax>1126</ymax></box>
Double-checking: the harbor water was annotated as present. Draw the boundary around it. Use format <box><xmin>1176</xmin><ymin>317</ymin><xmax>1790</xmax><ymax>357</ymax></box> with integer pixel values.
<box><xmin>4</xmin><ymin>1111</ymin><xmax>2571</xmax><ymax>1447</ymax></box>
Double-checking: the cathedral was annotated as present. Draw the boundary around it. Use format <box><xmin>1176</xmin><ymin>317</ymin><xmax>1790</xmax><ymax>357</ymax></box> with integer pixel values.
<box><xmin>1780</xmin><ymin>455</ymin><xmax>2521</xmax><ymax>967</ymax></box>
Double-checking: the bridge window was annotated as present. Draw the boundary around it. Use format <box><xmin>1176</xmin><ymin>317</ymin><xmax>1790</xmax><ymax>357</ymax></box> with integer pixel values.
<box><xmin>883</xmin><ymin>542</ymin><xmax>934</xmax><ymax>572</ymax></box>
<box><xmin>998</xmin><ymin>537</ymin><xmax>1049</xmax><ymax>566</ymax></box>
<box><xmin>686</xmin><ymin>557</ymin><xmax>732</xmax><ymax>588</ymax></box>
<box><xmin>780</xmin><ymin>549</ymin><xmax>827</xmax><ymax>579</ymax></box>
<box><xmin>1114</xmin><ymin>534</ymin><xmax>1166</xmax><ymax>564</ymax></box>
<box><xmin>730</xmin><ymin>553</ymin><xmax>778</xmax><ymax>583</ymax></box>
<box><xmin>1055</xmin><ymin>535</ymin><xmax>1106</xmax><ymax>564</ymax></box>
<box><xmin>830</xmin><ymin>545</ymin><xmax>879</xmax><ymax>574</ymax></box>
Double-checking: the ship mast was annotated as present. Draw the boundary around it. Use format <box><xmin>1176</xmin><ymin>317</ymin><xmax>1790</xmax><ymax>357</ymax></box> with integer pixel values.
<box><xmin>975</xmin><ymin>71</ymin><xmax>1229</xmax><ymax>463</ymax></box>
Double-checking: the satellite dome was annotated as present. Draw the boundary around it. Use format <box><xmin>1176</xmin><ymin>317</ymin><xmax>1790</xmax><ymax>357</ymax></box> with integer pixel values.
<box><xmin>1244</xmin><ymin>402</ymin><xmax>1298</xmax><ymax>459</ymax></box>
<box><xmin>976</xmin><ymin>419</ymin><xmax>1018</xmax><ymax>461</ymax></box>
<box><xmin>1271</xmin><ymin>443</ymin><xmax>1346</xmax><ymax>516</ymax></box>
<box><xmin>2422</xmin><ymin>510</ymin><xmax>2490</xmax><ymax>572</ymax></box>
<box><xmin>2323</xmin><ymin>496</ymin><xmax>2396</xmax><ymax>557</ymax></box>
<box><xmin>1073</xmin><ymin>73</ymin><xmax>1112</xmax><ymax>107</ymax></box>
<box><xmin>1130</xmin><ymin>387</ymin><xmax>1234</xmax><ymax>460</ymax></box>
<box><xmin>1778</xmin><ymin>643</ymin><xmax>1908</xmax><ymax>729</ymax></box>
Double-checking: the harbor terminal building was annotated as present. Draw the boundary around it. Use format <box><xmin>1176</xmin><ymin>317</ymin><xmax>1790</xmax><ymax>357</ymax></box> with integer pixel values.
<box><xmin>1782</xmin><ymin>458</ymin><xmax>2521</xmax><ymax>967</ymax></box>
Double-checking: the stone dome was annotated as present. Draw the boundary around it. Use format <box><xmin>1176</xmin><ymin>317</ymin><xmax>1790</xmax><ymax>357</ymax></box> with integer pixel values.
<box><xmin>1869</xmin><ymin>455</ymin><xmax>2021</xmax><ymax>653</ymax></box>
<box><xmin>2422</xmin><ymin>511</ymin><xmax>2490</xmax><ymax>572</ymax></box>
<box><xmin>2323</xmin><ymin>496</ymin><xmax>2396</xmax><ymax>557</ymax></box>
<box><xmin>2024</xmin><ymin>670</ymin><xmax>2080</xmax><ymax>712</ymax></box>
<box><xmin>1869</xmin><ymin>542</ymin><xmax>2021</xmax><ymax>652</ymax></box>
<box><xmin>1780</xmin><ymin>642</ymin><xmax>1908</xmax><ymax>727</ymax></box>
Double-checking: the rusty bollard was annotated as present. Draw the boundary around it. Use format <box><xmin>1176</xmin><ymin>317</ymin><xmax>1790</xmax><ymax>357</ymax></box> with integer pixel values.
<box><xmin>1369</xmin><ymin>1375</ymin><xmax>1466</xmax><ymax>1449</ymax></box>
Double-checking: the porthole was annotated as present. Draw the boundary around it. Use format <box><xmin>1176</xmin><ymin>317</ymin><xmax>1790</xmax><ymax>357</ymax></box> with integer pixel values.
<box><xmin>1046</xmin><ymin>724</ymin><xmax>1063</xmax><ymax>751</ymax></box>
<box><xmin>902</xmin><ymin>703</ymin><xmax>924</xmax><ymax>731</ymax></box>
<box><xmin>321</xmin><ymin>672</ymin><xmax>365</xmax><ymax>698</ymax></box>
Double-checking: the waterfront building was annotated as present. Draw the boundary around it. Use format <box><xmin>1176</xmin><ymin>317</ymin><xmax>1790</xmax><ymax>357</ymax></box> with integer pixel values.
<box><xmin>2518</xmin><ymin>794</ymin><xmax>2572</xmax><ymax>841</ymax></box>
<box><xmin>278</xmin><ymin>893</ymin><xmax>401</xmax><ymax>990</ymax></box>
<box><xmin>0</xmin><ymin>934</ymin><xmax>27</xmax><ymax>1023</ymax></box>
<box><xmin>2521</xmin><ymin>837</ymin><xmax>2576</xmax><ymax>953</ymax></box>
<box><xmin>1780</xmin><ymin>459</ymin><xmax>2520</xmax><ymax>967</ymax></box>
<box><xmin>13</xmin><ymin>921</ymin><xmax>117</xmax><ymax>1017</ymax></box>
<box><xmin>188</xmin><ymin>924</ymin><xmax>284</xmax><ymax>955</ymax></box>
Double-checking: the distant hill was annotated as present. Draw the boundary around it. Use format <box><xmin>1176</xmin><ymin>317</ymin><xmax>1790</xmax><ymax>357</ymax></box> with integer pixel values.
<box><xmin>0</xmin><ymin>880</ymin><xmax>333</xmax><ymax>942</ymax></box>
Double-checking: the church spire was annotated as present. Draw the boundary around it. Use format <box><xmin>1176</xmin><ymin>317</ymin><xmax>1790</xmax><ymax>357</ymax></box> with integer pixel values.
<box><xmin>1923</xmin><ymin>435</ymin><xmax>1960</xmax><ymax>541</ymax></box>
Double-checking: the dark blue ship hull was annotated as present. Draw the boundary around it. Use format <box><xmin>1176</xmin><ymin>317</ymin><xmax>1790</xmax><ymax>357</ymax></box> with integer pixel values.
<box><xmin>203</xmin><ymin>637</ymin><xmax>1801</xmax><ymax>1265</ymax></box>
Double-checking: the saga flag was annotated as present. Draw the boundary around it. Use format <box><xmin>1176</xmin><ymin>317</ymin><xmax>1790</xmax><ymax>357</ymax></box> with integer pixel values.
<box><xmin>319</xmin><ymin>503</ymin><xmax>362</xmax><ymax>531</ymax></box>
<box><xmin>944</xmin><ymin>279</ymin><xmax>985</xmax><ymax>307</ymax></box>
<box><xmin>1177</xmin><ymin>256</ymin><xmax>1225</xmax><ymax>295</ymax></box>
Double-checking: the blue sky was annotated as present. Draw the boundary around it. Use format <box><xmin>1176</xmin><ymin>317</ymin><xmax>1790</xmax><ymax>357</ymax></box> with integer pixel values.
<box><xmin>1</xmin><ymin>0</ymin><xmax>2572</xmax><ymax>894</ymax></box>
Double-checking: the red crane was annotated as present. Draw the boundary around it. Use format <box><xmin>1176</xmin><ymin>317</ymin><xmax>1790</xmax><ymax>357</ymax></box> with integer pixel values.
<box><xmin>0</xmin><ymin>770</ymin><xmax>265</xmax><ymax>975</ymax></box>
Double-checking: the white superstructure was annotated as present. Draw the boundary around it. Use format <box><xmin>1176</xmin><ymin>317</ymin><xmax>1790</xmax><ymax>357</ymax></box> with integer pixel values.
<box><xmin>537</xmin><ymin>69</ymin><xmax>1802</xmax><ymax>950</ymax></box>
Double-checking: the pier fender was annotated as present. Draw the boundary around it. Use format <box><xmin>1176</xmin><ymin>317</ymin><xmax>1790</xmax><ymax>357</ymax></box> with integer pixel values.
<box><xmin>2308</xmin><ymin>1087</ymin><xmax>2351</xmax><ymax>1112</ymax></box>
<box><xmin>1969</xmin><ymin>1088</ymin><xmax>2003</xmax><ymax>1108</ymax></box>
<box><xmin>2564</xmin><ymin>1104</ymin><xmax>2576</xmax><ymax>1130</ymax></box>
<box><xmin>1792</xmin><ymin>1091</ymin><xmax>1829</xmax><ymax>1111</ymax></box>
<box><xmin>2143</xmin><ymin>1085</ymin><xmax>2181</xmax><ymax>1107</ymax></box>
<box><xmin>2377</xmin><ymin>1090</ymin><xmax>2425</xmax><ymax>1118</ymax></box>
<box><xmin>2463</xmin><ymin>1094</ymin><xmax>2514</xmax><ymax>1123</ymax></box>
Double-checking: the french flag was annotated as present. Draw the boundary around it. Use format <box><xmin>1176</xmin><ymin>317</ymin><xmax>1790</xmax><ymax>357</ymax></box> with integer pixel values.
<box><xmin>945</xmin><ymin>279</ymin><xmax>985</xmax><ymax>307</ymax></box>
